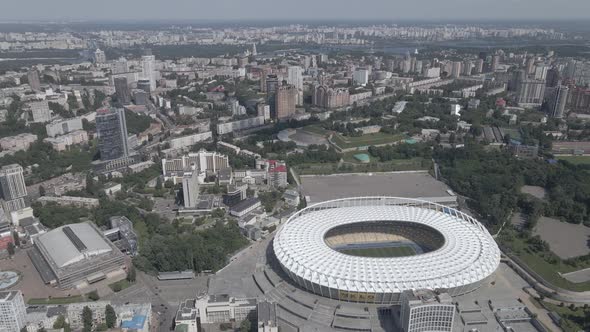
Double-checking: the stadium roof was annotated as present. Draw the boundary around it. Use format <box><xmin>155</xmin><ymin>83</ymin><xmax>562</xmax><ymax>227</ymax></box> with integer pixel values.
<box><xmin>36</xmin><ymin>222</ymin><xmax>112</xmax><ymax>269</ymax></box>
<box><xmin>274</xmin><ymin>197</ymin><xmax>500</xmax><ymax>294</ymax></box>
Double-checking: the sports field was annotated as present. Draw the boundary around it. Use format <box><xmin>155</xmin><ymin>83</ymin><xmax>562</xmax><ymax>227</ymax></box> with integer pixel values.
<box><xmin>330</xmin><ymin>132</ymin><xmax>404</xmax><ymax>150</ymax></box>
<box><xmin>339</xmin><ymin>245</ymin><xmax>417</xmax><ymax>257</ymax></box>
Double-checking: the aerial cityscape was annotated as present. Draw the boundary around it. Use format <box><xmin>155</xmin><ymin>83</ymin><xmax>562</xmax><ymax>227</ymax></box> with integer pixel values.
<box><xmin>1</xmin><ymin>2</ymin><xmax>590</xmax><ymax>332</ymax></box>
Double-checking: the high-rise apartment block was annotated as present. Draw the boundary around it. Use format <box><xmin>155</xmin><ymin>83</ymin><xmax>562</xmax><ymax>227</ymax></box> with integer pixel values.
<box><xmin>96</xmin><ymin>108</ymin><xmax>129</xmax><ymax>161</ymax></box>
<box><xmin>275</xmin><ymin>85</ymin><xmax>297</xmax><ymax>120</ymax></box>
<box><xmin>400</xmin><ymin>290</ymin><xmax>455</xmax><ymax>332</ymax></box>
<box><xmin>27</xmin><ymin>69</ymin><xmax>41</xmax><ymax>91</ymax></box>
<box><xmin>0</xmin><ymin>291</ymin><xmax>26</xmax><ymax>332</ymax></box>
<box><xmin>94</xmin><ymin>48</ymin><xmax>106</xmax><ymax>64</ymax></box>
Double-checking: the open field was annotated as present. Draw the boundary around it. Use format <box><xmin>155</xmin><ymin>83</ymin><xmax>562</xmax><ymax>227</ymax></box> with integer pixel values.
<box><xmin>556</xmin><ymin>155</ymin><xmax>590</xmax><ymax>165</ymax></box>
<box><xmin>330</xmin><ymin>132</ymin><xmax>404</xmax><ymax>150</ymax></box>
<box><xmin>520</xmin><ymin>185</ymin><xmax>547</xmax><ymax>200</ymax></box>
<box><xmin>339</xmin><ymin>246</ymin><xmax>416</xmax><ymax>257</ymax></box>
<box><xmin>533</xmin><ymin>216</ymin><xmax>590</xmax><ymax>259</ymax></box>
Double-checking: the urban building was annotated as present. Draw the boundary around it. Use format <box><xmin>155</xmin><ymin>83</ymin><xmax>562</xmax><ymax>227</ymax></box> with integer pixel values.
<box><xmin>400</xmin><ymin>290</ymin><xmax>455</xmax><ymax>332</ymax></box>
<box><xmin>27</xmin><ymin>69</ymin><xmax>41</xmax><ymax>91</ymax></box>
<box><xmin>29</xmin><ymin>222</ymin><xmax>126</xmax><ymax>289</ymax></box>
<box><xmin>169</xmin><ymin>132</ymin><xmax>213</xmax><ymax>150</ymax></box>
<box><xmin>230</xmin><ymin>197</ymin><xmax>261</xmax><ymax>217</ymax></box>
<box><xmin>287</xmin><ymin>66</ymin><xmax>303</xmax><ymax>90</ymax></box>
<box><xmin>195</xmin><ymin>294</ymin><xmax>257</xmax><ymax>324</ymax></box>
<box><xmin>104</xmin><ymin>216</ymin><xmax>139</xmax><ymax>256</ymax></box>
<box><xmin>223</xmin><ymin>184</ymin><xmax>247</xmax><ymax>207</ymax></box>
<box><xmin>513</xmin><ymin>70</ymin><xmax>546</xmax><ymax>106</ymax></box>
<box><xmin>217</xmin><ymin>116</ymin><xmax>265</xmax><ymax>135</ymax></box>
<box><xmin>96</xmin><ymin>107</ymin><xmax>129</xmax><ymax>161</ymax></box>
<box><xmin>43</xmin><ymin>130</ymin><xmax>89</xmax><ymax>151</ymax></box>
<box><xmin>275</xmin><ymin>85</ymin><xmax>297</xmax><ymax>120</ymax></box>
<box><xmin>266</xmin><ymin>160</ymin><xmax>288</xmax><ymax>188</ymax></box>
<box><xmin>140</xmin><ymin>54</ymin><xmax>156</xmax><ymax>91</ymax></box>
<box><xmin>546</xmin><ymin>84</ymin><xmax>569</xmax><ymax>118</ymax></box>
<box><xmin>45</xmin><ymin>117</ymin><xmax>83</xmax><ymax>137</ymax></box>
<box><xmin>0</xmin><ymin>290</ymin><xmax>26</xmax><ymax>332</ymax></box>
<box><xmin>114</xmin><ymin>77</ymin><xmax>132</xmax><ymax>105</ymax></box>
<box><xmin>38</xmin><ymin>195</ymin><xmax>100</xmax><ymax>209</ymax></box>
<box><xmin>182</xmin><ymin>171</ymin><xmax>200</xmax><ymax>209</ymax></box>
<box><xmin>94</xmin><ymin>48</ymin><xmax>106</xmax><ymax>63</ymax></box>
<box><xmin>266</xmin><ymin>74</ymin><xmax>279</xmax><ymax>116</ymax></box>
<box><xmin>137</xmin><ymin>79</ymin><xmax>152</xmax><ymax>94</ymax></box>
<box><xmin>312</xmin><ymin>85</ymin><xmax>350</xmax><ymax>108</ymax></box>
<box><xmin>0</xmin><ymin>164</ymin><xmax>27</xmax><ymax>201</ymax></box>
<box><xmin>353</xmin><ymin>68</ymin><xmax>370</xmax><ymax>86</ymax></box>
<box><xmin>162</xmin><ymin>150</ymin><xmax>229</xmax><ymax>183</ymax></box>
<box><xmin>175</xmin><ymin>299</ymin><xmax>199</xmax><ymax>332</ymax></box>
<box><xmin>257</xmin><ymin>103</ymin><xmax>271</xmax><ymax>121</ymax></box>
<box><xmin>29</xmin><ymin>100</ymin><xmax>51</xmax><ymax>123</ymax></box>
<box><xmin>257</xmin><ymin>301</ymin><xmax>278</xmax><ymax>332</ymax></box>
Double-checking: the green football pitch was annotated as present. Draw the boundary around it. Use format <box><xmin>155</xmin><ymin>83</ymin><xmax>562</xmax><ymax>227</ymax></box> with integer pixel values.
<box><xmin>339</xmin><ymin>246</ymin><xmax>417</xmax><ymax>257</ymax></box>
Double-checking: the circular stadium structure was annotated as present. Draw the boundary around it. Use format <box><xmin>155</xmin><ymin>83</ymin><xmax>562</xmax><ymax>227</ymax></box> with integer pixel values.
<box><xmin>273</xmin><ymin>197</ymin><xmax>501</xmax><ymax>304</ymax></box>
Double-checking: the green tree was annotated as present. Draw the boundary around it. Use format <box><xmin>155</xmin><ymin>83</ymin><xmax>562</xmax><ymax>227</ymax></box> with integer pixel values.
<box><xmin>6</xmin><ymin>242</ymin><xmax>15</xmax><ymax>256</ymax></box>
<box><xmin>240</xmin><ymin>319</ymin><xmax>251</xmax><ymax>332</ymax></box>
<box><xmin>155</xmin><ymin>177</ymin><xmax>163</xmax><ymax>190</ymax></box>
<box><xmin>105</xmin><ymin>304</ymin><xmax>117</xmax><ymax>328</ymax></box>
<box><xmin>20</xmin><ymin>327</ymin><xmax>28</xmax><ymax>332</ymax></box>
<box><xmin>87</xmin><ymin>290</ymin><xmax>100</xmax><ymax>301</ymax></box>
<box><xmin>127</xmin><ymin>265</ymin><xmax>136</xmax><ymax>283</ymax></box>
<box><xmin>39</xmin><ymin>185</ymin><xmax>46</xmax><ymax>196</ymax></box>
<box><xmin>82</xmin><ymin>306</ymin><xmax>93</xmax><ymax>332</ymax></box>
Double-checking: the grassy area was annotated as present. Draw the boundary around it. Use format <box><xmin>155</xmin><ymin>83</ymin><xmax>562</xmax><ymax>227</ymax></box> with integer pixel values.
<box><xmin>109</xmin><ymin>279</ymin><xmax>132</xmax><ymax>292</ymax></box>
<box><xmin>542</xmin><ymin>301</ymin><xmax>589</xmax><ymax>332</ymax></box>
<box><xmin>331</xmin><ymin>132</ymin><xmax>404</xmax><ymax>150</ymax></box>
<box><xmin>28</xmin><ymin>295</ymin><xmax>85</xmax><ymax>305</ymax></box>
<box><xmin>301</xmin><ymin>125</ymin><xmax>330</xmax><ymax>136</ymax></box>
<box><xmin>501</xmin><ymin>235</ymin><xmax>590</xmax><ymax>292</ymax></box>
<box><xmin>556</xmin><ymin>155</ymin><xmax>590</xmax><ymax>165</ymax></box>
<box><xmin>340</xmin><ymin>246</ymin><xmax>417</xmax><ymax>257</ymax></box>
<box><xmin>294</xmin><ymin>157</ymin><xmax>431</xmax><ymax>175</ymax></box>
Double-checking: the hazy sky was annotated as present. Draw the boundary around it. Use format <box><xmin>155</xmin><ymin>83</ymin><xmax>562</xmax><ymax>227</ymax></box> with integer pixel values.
<box><xmin>2</xmin><ymin>0</ymin><xmax>589</xmax><ymax>21</ymax></box>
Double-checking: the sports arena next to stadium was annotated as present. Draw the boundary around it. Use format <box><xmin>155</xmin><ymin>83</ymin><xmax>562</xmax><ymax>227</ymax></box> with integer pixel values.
<box><xmin>273</xmin><ymin>197</ymin><xmax>501</xmax><ymax>304</ymax></box>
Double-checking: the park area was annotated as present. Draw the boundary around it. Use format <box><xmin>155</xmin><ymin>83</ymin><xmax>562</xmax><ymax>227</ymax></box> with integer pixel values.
<box><xmin>556</xmin><ymin>155</ymin><xmax>590</xmax><ymax>165</ymax></box>
<box><xmin>330</xmin><ymin>132</ymin><xmax>404</xmax><ymax>150</ymax></box>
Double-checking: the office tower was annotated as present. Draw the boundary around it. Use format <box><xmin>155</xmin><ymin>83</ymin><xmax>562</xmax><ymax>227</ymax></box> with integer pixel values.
<box><xmin>450</xmin><ymin>61</ymin><xmax>462</xmax><ymax>78</ymax></box>
<box><xmin>353</xmin><ymin>68</ymin><xmax>369</xmax><ymax>86</ymax></box>
<box><xmin>514</xmin><ymin>70</ymin><xmax>546</xmax><ymax>105</ymax></box>
<box><xmin>114</xmin><ymin>77</ymin><xmax>131</xmax><ymax>105</ymax></box>
<box><xmin>141</xmin><ymin>54</ymin><xmax>156</xmax><ymax>91</ymax></box>
<box><xmin>463</xmin><ymin>60</ymin><xmax>473</xmax><ymax>76</ymax></box>
<box><xmin>29</xmin><ymin>100</ymin><xmax>51</xmax><ymax>123</ymax></box>
<box><xmin>137</xmin><ymin>79</ymin><xmax>152</xmax><ymax>94</ymax></box>
<box><xmin>547</xmin><ymin>85</ymin><xmax>569</xmax><ymax>118</ymax></box>
<box><xmin>27</xmin><ymin>69</ymin><xmax>41</xmax><ymax>91</ymax></box>
<box><xmin>111</xmin><ymin>58</ymin><xmax>129</xmax><ymax>74</ymax></box>
<box><xmin>525</xmin><ymin>56</ymin><xmax>536</xmax><ymax>75</ymax></box>
<box><xmin>266</xmin><ymin>74</ymin><xmax>279</xmax><ymax>116</ymax></box>
<box><xmin>491</xmin><ymin>55</ymin><xmax>500</xmax><ymax>72</ymax></box>
<box><xmin>182</xmin><ymin>171</ymin><xmax>199</xmax><ymax>209</ymax></box>
<box><xmin>275</xmin><ymin>85</ymin><xmax>297</xmax><ymax>120</ymax></box>
<box><xmin>0</xmin><ymin>290</ymin><xmax>26</xmax><ymax>332</ymax></box>
<box><xmin>401</xmin><ymin>290</ymin><xmax>454</xmax><ymax>332</ymax></box>
<box><xmin>94</xmin><ymin>48</ymin><xmax>106</xmax><ymax>64</ymax></box>
<box><xmin>96</xmin><ymin>108</ymin><xmax>129</xmax><ymax>161</ymax></box>
<box><xmin>287</xmin><ymin>66</ymin><xmax>304</xmax><ymax>90</ymax></box>
<box><xmin>0</xmin><ymin>164</ymin><xmax>27</xmax><ymax>201</ymax></box>
<box><xmin>259</xmin><ymin>68</ymin><xmax>269</xmax><ymax>92</ymax></box>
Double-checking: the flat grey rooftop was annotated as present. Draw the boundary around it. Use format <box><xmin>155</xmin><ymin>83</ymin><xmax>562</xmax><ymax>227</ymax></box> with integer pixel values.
<box><xmin>300</xmin><ymin>171</ymin><xmax>452</xmax><ymax>204</ymax></box>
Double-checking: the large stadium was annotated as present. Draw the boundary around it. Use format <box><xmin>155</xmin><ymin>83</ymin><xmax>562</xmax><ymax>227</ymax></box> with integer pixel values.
<box><xmin>273</xmin><ymin>197</ymin><xmax>501</xmax><ymax>304</ymax></box>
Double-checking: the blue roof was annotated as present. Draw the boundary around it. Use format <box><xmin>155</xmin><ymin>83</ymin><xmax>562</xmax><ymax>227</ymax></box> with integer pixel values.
<box><xmin>121</xmin><ymin>315</ymin><xmax>147</xmax><ymax>329</ymax></box>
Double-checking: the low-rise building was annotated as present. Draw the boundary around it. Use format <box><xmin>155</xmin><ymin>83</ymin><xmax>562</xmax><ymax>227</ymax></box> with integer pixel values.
<box><xmin>196</xmin><ymin>294</ymin><xmax>257</xmax><ymax>324</ymax></box>
<box><xmin>37</xmin><ymin>196</ymin><xmax>100</xmax><ymax>208</ymax></box>
<box><xmin>230</xmin><ymin>197</ymin><xmax>261</xmax><ymax>218</ymax></box>
<box><xmin>0</xmin><ymin>133</ymin><xmax>37</xmax><ymax>152</ymax></box>
<box><xmin>169</xmin><ymin>132</ymin><xmax>213</xmax><ymax>150</ymax></box>
<box><xmin>400</xmin><ymin>290</ymin><xmax>454</xmax><ymax>332</ymax></box>
<box><xmin>43</xmin><ymin>130</ymin><xmax>88</xmax><ymax>151</ymax></box>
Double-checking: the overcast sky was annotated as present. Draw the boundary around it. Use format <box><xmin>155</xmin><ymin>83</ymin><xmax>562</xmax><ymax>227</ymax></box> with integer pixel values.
<box><xmin>1</xmin><ymin>0</ymin><xmax>589</xmax><ymax>21</ymax></box>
